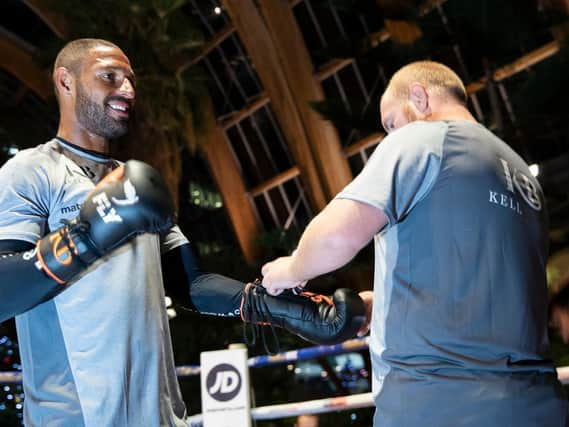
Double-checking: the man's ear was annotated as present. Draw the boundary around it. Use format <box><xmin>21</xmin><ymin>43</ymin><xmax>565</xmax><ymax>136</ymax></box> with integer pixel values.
<box><xmin>53</xmin><ymin>67</ymin><xmax>74</xmax><ymax>97</ymax></box>
<box><xmin>408</xmin><ymin>82</ymin><xmax>429</xmax><ymax>114</ymax></box>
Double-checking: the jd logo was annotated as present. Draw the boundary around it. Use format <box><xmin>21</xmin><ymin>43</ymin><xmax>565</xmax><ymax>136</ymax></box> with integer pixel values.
<box><xmin>206</xmin><ymin>364</ymin><xmax>241</xmax><ymax>402</ymax></box>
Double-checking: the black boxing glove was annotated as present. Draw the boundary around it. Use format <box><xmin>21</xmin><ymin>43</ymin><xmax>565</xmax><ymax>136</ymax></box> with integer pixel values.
<box><xmin>37</xmin><ymin>160</ymin><xmax>175</xmax><ymax>284</ymax></box>
<box><xmin>241</xmin><ymin>281</ymin><xmax>366</xmax><ymax>347</ymax></box>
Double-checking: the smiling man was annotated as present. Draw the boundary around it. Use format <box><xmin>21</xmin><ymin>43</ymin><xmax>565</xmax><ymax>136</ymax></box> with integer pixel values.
<box><xmin>0</xmin><ymin>38</ymin><xmax>189</xmax><ymax>427</ymax></box>
<box><xmin>54</xmin><ymin>39</ymin><xmax>135</xmax><ymax>150</ymax></box>
<box><xmin>262</xmin><ymin>61</ymin><xmax>568</xmax><ymax>426</ymax></box>
<box><xmin>0</xmin><ymin>39</ymin><xmax>365</xmax><ymax>426</ymax></box>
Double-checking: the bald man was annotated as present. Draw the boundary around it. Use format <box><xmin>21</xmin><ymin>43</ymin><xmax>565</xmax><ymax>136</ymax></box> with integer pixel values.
<box><xmin>262</xmin><ymin>61</ymin><xmax>568</xmax><ymax>426</ymax></box>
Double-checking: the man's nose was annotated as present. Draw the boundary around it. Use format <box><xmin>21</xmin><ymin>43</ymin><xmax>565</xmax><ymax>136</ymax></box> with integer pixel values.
<box><xmin>118</xmin><ymin>78</ymin><xmax>135</xmax><ymax>99</ymax></box>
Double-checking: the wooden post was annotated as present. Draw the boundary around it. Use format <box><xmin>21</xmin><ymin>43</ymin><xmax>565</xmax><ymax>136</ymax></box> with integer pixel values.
<box><xmin>0</xmin><ymin>34</ymin><xmax>51</xmax><ymax>100</ymax></box>
<box><xmin>22</xmin><ymin>0</ymin><xmax>68</xmax><ymax>38</ymax></box>
<box><xmin>199</xmin><ymin>102</ymin><xmax>263</xmax><ymax>263</ymax></box>
<box><xmin>257</xmin><ymin>0</ymin><xmax>352</xmax><ymax>199</ymax></box>
<box><xmin>222</xmin><ymin>0</ymin><xmax>328</xmax><ymax>210</ymax></box>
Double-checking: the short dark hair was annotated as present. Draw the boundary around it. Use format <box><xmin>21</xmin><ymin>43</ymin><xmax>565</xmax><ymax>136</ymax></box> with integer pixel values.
<box><xmin>386</xmin><ymin>60</ymin><xmax>468</xmax><ymax>105</ymax></box>
<box><xmin>53</xmin><ymin>38</ymin><xmax>121</xmax><ymax>77</ymax></box>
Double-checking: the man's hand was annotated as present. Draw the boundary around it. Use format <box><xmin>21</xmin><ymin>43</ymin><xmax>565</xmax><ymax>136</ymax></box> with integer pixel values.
<box><xmin>261</xmin><ymin>256</ymin><xmax>306</xmax><ymax>296</ymax></box>
<box><xmin>357</xmin><ymin>290</ymin><xmax>373</xmax><ymax>337</ymax></box>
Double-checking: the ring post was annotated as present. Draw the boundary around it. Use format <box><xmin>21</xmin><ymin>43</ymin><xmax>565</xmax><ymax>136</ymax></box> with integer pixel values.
<box><xmin>200</xmin><ymin>343</ymin><xmax>251</xmax><ymax>427</ymax></box>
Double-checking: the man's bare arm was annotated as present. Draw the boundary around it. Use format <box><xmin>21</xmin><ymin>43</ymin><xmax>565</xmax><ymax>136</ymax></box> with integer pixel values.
<box><xmin>262</xmin><ymin>199</ymin><xmax>387</xmax><ymax>295</ymax></box>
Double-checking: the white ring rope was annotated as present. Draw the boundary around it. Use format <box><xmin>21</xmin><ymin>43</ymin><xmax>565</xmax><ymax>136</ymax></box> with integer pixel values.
<box><xmin>187</xmin><ymin>368</ymin><xmax>569</xmax><ymax>424</ymax></box>
<box><xmin>186</xmin><ymin>367</ymin><xmax>569</xmax><ymax>424</ymax></box>
<box><xmin>187</xmin><ymin>392</ymin><xmax>375</xmax><ymax>425</ymax></box>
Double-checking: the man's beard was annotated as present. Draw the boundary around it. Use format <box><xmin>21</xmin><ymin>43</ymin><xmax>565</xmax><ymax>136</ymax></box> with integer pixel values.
<box><xmin>75</xmin><ymin>82</ymin><xmax>129</xmax><ymax>140</ymax></box>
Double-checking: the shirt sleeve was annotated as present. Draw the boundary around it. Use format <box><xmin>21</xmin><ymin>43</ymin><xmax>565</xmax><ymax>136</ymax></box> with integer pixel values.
<box><xmin>160</xmin><ymin>225</ymin><xmax>189</xmax><ymax>254</ymax></box>
<box><xmin>0</xmin><ymin>152</ymin><xmax>51</xmax><ymax>243</ymax></box>
<box><xmin>336</xmin><ymin>121</ymin><xmax>447</xmax><ymax>229</ymax></box>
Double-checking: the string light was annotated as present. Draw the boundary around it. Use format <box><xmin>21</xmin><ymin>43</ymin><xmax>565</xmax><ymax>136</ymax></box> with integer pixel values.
<box><xmin>0</xmin><ymin>335</ymin><xmax>24</xmax><ymax>424</ymax></box>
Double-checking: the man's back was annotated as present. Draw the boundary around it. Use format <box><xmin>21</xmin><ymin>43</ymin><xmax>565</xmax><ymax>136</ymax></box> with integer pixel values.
<box><xmin>383</xmin><ymin>121</ymin><xmax>550</xmax><ymax>372</ymax></box>
<box><xmin>338</xmin><ymin>121</ymin><xmax>567</xmax><ymax>426</ymax></box>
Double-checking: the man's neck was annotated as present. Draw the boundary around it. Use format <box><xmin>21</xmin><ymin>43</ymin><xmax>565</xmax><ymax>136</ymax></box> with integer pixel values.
<box><xmin>54</xmin><ymin>136</ymin><xmax>112</xmax><ymax>161</ymax></box>
<box><xmin>56</xmin><ymin>126</ymin><xmax>109</xmax><ymax>155</ymax></box>
<box><xmin>427</xmin><ymin>103</ymin><xmax>477</xmax><ymax>123</ymax></box>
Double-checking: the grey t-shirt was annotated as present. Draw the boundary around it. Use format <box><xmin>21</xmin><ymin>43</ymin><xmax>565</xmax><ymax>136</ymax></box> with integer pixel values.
<box><xmin>337</xmin><ymin>121</ymin><xmax>567</xmax><ymax>426</ymax></box>
<box><xmin>0</xmin><ymin>139</ymin><xmax>188</xmax><ymax>427</ymax></box>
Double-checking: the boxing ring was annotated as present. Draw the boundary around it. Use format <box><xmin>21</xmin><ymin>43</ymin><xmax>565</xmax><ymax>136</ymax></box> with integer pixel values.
<box><xmin>1</xmin><ymin>337</ymin><xmax>569</xmax><ymax>424</ymax></box>
<box><xmin>184</xmin><ymin>337</ymin><xmax>569</xmax><ymax>425</ymax></box>
<box><xmin>187</xmin><ymin>338</ymin><xmax>373</xmax><ymax>425</ymax></box>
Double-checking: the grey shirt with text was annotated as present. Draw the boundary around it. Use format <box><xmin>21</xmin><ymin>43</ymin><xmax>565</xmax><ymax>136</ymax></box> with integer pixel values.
<box><xmin>337</xmin><ymin>121</ymin><xmax>567</xmax><ymax>426</ymax></box>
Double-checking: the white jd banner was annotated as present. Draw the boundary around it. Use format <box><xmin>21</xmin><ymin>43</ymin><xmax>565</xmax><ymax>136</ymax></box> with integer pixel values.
<box><xmin>200</xmin><ymin>346</ymin><xmax>251</xmax><ymax>427</ymax></box>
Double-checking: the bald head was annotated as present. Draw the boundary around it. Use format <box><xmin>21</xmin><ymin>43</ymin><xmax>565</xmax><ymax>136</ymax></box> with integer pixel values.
<box><xmin>384</xmin><ymin>61</ymin><xmax>467</xmax><ymax>106</ymax></box>
<box><xmin>52</xmin><ymin>39</ymin><xmax>123</xmax><ymax>99</ymax></box>
<box><xmin>54</xmin><ymin>39</ymin><xmax>121</xmax><ymax>76</ymax></box>
<box><xmin>379</xmin><ymin>61</ymin><xmax>475</xmax><ymax>133</ymax></box>
<box><xmin>52</xmin><ymin>38</ymin><xmax>135</xmax><ymax>142</ymax></box>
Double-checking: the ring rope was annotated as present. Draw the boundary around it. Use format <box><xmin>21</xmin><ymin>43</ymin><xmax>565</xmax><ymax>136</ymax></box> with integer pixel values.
<box><xmin>1</xmin><ymin>337</ymin><xmax>569</xmax><ymax>384</ymax></box>
<box><xmin>186</xmin><ymin>392</ymin><xmax>375</xmax><ymax>425</ymax></box>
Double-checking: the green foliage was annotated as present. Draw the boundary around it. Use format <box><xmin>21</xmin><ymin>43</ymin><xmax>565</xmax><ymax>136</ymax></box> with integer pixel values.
<box><xmin>550</xmin><ymin>330</ymin><xmax>569</xmax><ymax>367</ymax></box>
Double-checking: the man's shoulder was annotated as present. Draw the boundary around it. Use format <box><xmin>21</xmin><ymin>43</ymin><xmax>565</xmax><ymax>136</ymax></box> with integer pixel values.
<box><xmin>378</xmin><ymin>121</ymin><xmax>448</xmax><ymax>160</ymax></box>
<box><xmin>386</xmin><ymin>121</ymin><xmax>448</xmax><ymax>145</ymax></box>
<box><xmin>3</xmin><ymin>140</ymin><xmax>64</xmax><ymax>173</ymax></box>
<box><xmin>11</xmin><ymin>139</ymin><xmax>62</xmax><ymax>163</ymax></box>
<box><xmin>0</xmin><ymin>140</ymin><xmax>67</xmax><ymax>191</ymax></box>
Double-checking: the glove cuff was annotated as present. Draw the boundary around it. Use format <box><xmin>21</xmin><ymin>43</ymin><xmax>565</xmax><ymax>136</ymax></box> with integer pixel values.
<box><xmin>36</xmin><ymin>220</ymin><xmax>100</xmax><ymax>284</ymax></box>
